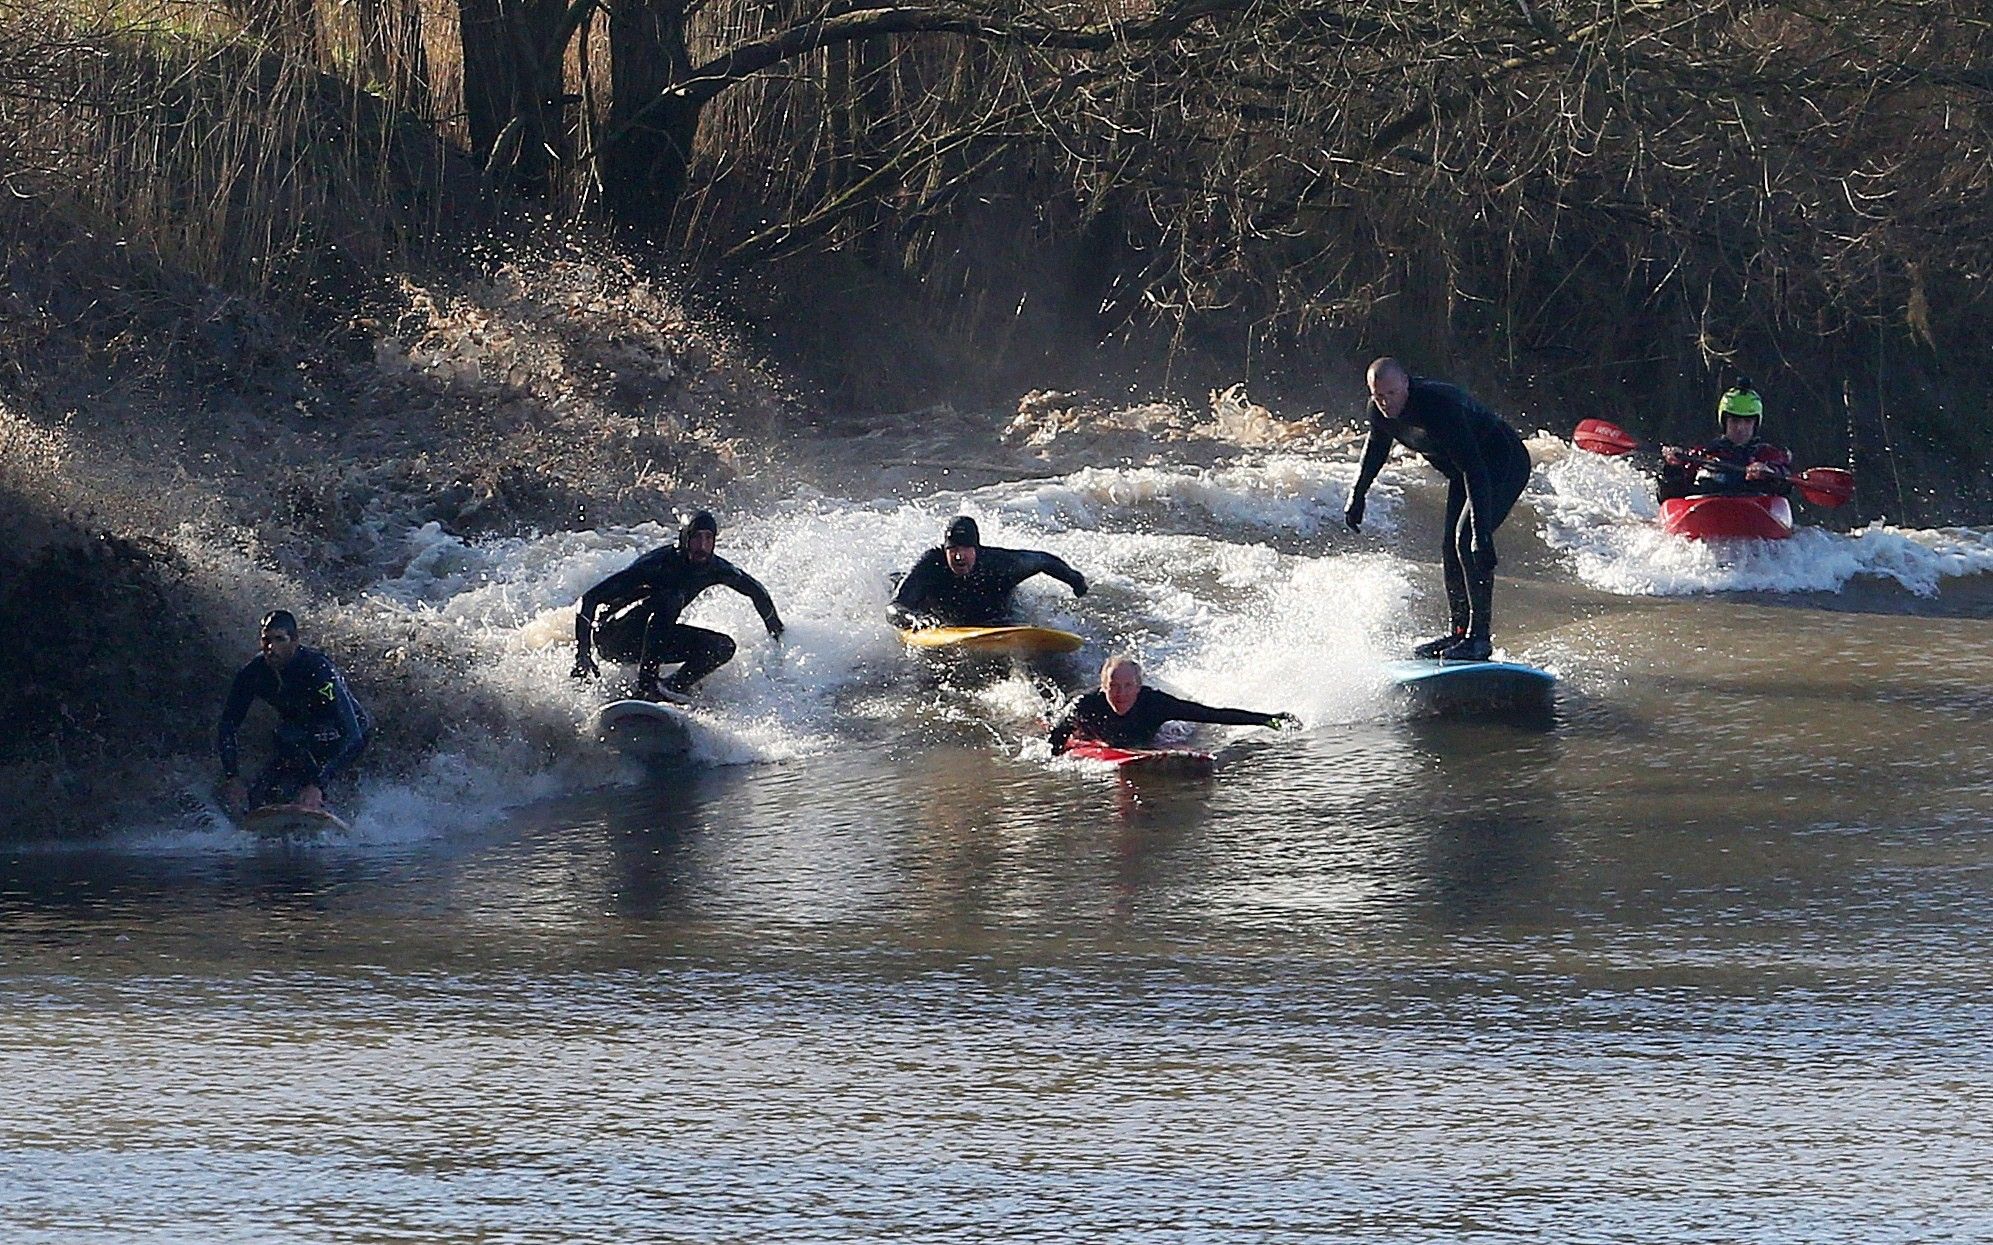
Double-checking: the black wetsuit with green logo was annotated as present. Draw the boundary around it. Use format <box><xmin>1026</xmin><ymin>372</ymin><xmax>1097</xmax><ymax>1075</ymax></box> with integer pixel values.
<box><xmin>217</xmin><ymin>648</ymin><xmax>371</xmax><ymax>800</ymax></box>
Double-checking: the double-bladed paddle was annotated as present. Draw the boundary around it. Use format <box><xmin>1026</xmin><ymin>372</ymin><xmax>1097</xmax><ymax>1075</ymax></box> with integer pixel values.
<box><xmin>1574</xmin><ymin>418</ymin><xmax>1855</xmax><ymax>508</ymax></box>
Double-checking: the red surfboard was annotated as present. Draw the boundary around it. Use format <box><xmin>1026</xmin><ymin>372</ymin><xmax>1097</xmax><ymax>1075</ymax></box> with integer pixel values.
<box><xmin>1061</xmin><ymin>739</ymin><xmax>1216</xmax><ymax>776</ymax></box>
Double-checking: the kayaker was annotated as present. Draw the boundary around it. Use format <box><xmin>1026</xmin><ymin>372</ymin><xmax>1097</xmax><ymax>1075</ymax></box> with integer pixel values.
<box><xmin>217</xmin><ymin>609</ymin><xmax>372</xmax><ymax>814</ymax></box>
<box><xmin>1658</xmin><ymin>384</ymin><xmax>1793</xmax><ymax>501</ymax></box>
<box><xmin>570</xmin><ymin>509</ymin><xmax>784</xmax><ymax>702</ymax></box>
<box><xmin>887</xmin><ymin>516</ymin><xmax>1089</xmax><ymax>629</ymax></box>
<box><xmin>1344</xmin><ymin>358</ymin><xmax>1533</xmax><ymax>663</ymax></box>
<box><xmin>1048</xmin><ymin>655</ymin><xmax>1297</xmax><ymax>753</ymax></box>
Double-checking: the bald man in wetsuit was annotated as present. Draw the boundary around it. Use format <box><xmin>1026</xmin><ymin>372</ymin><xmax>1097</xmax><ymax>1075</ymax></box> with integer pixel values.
<box><xmin>1343</xmin><ymin>358</ymin><xmax>1532</xmax><ymax>662</ymax></box>
<box><xmin>1048</xmin><ymin>656</ymin><xmax>1296</xmax><ymax>753</ymax></box>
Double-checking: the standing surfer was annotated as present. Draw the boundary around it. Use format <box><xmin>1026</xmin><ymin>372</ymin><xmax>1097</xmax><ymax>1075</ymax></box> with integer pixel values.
<box><xmin>1343</xmin><ymin>358</ymin><xmax>1532</xmax><ymax>662</ymax></box>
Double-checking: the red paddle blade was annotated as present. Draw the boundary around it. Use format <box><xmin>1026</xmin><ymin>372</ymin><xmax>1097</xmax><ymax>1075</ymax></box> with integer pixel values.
<box><xmin>1795</xmin><ymin>466</ymin><xmax>1855</xmax><ymax>508</ymax></box>
<box><xmin>1574</xmin><ymin>418</ymin><xmax>1641</xmax><ymax>456</ymax></box>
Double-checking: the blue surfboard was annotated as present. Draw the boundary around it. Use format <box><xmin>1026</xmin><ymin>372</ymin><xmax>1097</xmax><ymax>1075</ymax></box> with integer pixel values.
<box><xmin>1384</xmin><ymin>658</ymin><xmax>1557</xmax><ymax>717</ymax></box>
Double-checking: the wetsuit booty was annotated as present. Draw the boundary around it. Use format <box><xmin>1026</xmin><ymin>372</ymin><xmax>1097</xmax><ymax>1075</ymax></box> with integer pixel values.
<box><xmin>636</xmin><ymin>670</ymin><xmax>690</xmax><ymax>705</ymax></box>
<box><xmin>1413</xmin><ymin>631</ymin><xmax>1466</xmax><ymax>659</ymax></box>
<box><xmin>1439</xmin><ymin>635</ymin><xmax>1494</xmax><ymax>662</ymax></box>
<box><xmin>658</xmin><ymin>671</ymin><xmax>698</xmax><ymax>701</ymax></box>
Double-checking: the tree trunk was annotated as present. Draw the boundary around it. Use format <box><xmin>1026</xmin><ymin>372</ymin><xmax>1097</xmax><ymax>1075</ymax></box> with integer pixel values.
<box><xmin>457</xmin><ymin>0</ymin><xmax>570</xmax><ymax>198</ymax></box>
<box><xmin>602</xmin><ymin>0</ymin><xmax>701</xmax><ymax>232</ymax></box>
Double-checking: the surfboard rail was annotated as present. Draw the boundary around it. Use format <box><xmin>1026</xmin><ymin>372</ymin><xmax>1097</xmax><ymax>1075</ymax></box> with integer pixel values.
<box><xmin>897</xmin><ymin>625</ymin><xmax>1085</xmax><ymax>657</ymax></box>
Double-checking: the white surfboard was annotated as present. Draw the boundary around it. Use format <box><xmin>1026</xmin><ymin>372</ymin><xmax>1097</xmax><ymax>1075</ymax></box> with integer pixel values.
<box><xmin>591</xmin><ymin>698</ymin><xmax>696</xmax><ymax>758</ymax></box>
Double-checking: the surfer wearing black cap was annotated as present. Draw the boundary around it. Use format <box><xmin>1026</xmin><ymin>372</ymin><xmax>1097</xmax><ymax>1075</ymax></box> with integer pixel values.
<box><xmin>1048</xmin><ymin>656</ymin><xmax>1297</xmax><ymax>752</ymax></box>
<box><xmin>217</xmin><ymin>609</ymin><xmax>372</xmax><ymax>814</ymax></box>
<box><xmin>886</xmin><ymin>515</ymin><xmax>1090</xmax><ymax>629</ymax></box>
<box><xmin>1344</xmin><ymin>358</ymin><xmax>1533</xmax><ymax>663</ymax></box>
<box><xmin>570</xmin><ymin>510</ymin><xmax>784</xmax><ymax>702</ymax></box>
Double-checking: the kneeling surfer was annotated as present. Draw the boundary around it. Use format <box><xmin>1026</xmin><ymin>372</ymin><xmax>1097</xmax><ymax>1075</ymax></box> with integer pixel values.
<box><xmin>1049</xmin><ymin>655</ymin><xmax>1297</xmax><ymax>753</ymax></box>
<box><xmin>217</xmin><ymin>609</ymin><xmax>371</xmax><ymax>815</ymax></box>
<box><xmin>571</xmin><ymin>510</ymin><xmax>784</xmax><ymax>702</ymax></box>
<box><xmin>887</xmin><ymin>515</ymin><xmax>1088</xmax><ymax>629</ymax></box>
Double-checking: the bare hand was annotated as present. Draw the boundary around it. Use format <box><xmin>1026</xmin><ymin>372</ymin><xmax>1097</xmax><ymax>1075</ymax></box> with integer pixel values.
<box><xmin>1661</xmin><ymin>446</ymin><xmax>1687</xmax><ymax>467</ymax></box>
<box><xmin>1745</xmin><ymin>462</ymin><xmax>1773</xmax><ymax>481</ymax></box>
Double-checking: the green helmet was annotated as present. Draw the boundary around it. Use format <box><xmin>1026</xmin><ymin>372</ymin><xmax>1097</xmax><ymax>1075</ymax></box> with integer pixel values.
<box><xmin>1718</xmin><ymin>386</ymin><xmax>1763</xmax><ymax>424</ymax></box>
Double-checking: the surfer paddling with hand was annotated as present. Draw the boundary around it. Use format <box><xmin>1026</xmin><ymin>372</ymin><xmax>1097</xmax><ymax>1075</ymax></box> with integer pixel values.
<box><xmin>571</xmin><ymin>510</ymin><xmax>784</xmax><ymax>703</ymax></box>
<box><xmin>887</xmin><ymin>516</ymin><xmax>1089</xmax><ymax>629</ymax></box>
<box><xmin>1048</xmin><ymin>655</ymin><xmax>1297</xmax><ymax>754</ymax></box>
<box><xmin>1344</xmin><ymin>358</ymin><xmax>1532</xmax><ymax>663</ymax></box>
<box><xmin>216</xmin><ymin>609</ymin><xmax>371</xmax><ymax>815</ymax></box>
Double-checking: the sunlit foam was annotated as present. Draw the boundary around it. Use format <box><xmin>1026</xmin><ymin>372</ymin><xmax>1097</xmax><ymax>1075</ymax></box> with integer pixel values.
<box><xmin>1533</xmin><ymin>448</ymin><xmax>1993</xmax><ymax>597</ymax></box>
<box><xmin>126</xmin><ymin>455</ymin><xmax>1445</xmax><ymax>843</ymax></box>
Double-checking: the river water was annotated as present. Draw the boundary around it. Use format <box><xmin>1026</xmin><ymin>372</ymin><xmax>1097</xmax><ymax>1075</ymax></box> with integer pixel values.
<box><xmin>5</xmin><ymin>442</ymin><xmax>1992</xmax><ymax>1241</ymax></box>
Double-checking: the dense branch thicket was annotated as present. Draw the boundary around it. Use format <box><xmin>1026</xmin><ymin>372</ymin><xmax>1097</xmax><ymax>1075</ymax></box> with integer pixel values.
<box><xmin>3</xmin><ymin>0</ymin><xmax>1990</xmax><ymax>512</ymax></box>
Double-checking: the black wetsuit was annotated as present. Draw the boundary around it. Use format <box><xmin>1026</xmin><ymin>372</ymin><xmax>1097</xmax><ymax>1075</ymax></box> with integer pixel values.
<box><xmin>1658</xmin><ymin>437</ymin><xmax>1792</xmax><ymax>501</ymax></box>
<box><xmin>887</xmin><ymin>545</ymin><xmax>1087</xmax><ymax>628</ymax></box>
<box><xmin>576</xmin><ymin>546</ymin><xmax>782</xmax><ymax>687</ymax></box>
<box><xmin>1349</xmin><ymin>378</ymin><xmax>1531</xmax><ymax>643</ymax></box>
<box><xmin>217</xmin><ymin>648</ymin><xmax>372</xmax><ymax>804</ymax></box>
<box><xmin>1049</xmin><ymin>687</ymin><xmax>1281</xmax><ymax>752</ymax></box>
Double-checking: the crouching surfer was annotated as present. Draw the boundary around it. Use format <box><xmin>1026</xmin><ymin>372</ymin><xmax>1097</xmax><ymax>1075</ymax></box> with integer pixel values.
<box><xmin>217</xmin><ymin>609</ymin><xmax>371</xmax><ymax>815</ymax></box>
<box><xmin>570</xmin><ymin>510</ymin><xmax>784</xmax><ymax>703</ymax></box>
<box><xmin>1048</xmin><ymin>655</ymin><xmax>1297</xmax><ymax>753</ymax></box>
<box><xmin>887</xmin><ymin>516</ymin><xmax>1088</xmax><ymax>629</ymax></box>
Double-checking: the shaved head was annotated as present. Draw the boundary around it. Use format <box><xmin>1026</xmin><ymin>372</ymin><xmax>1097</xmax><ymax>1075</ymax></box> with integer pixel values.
<box><xmin>1367</xmin><ymin>357</ymin><xmax>1408</xmax><ymax>385</ymax></box>
<box><xmin>1367</xmin><ymin>356</ymin><xmax>1411</xmax><ymax>418</ymax></box>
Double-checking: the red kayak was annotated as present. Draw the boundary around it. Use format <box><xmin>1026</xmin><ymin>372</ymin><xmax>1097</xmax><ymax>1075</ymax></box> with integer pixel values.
<box><xmin>1061</xmin><ymin>740</ymin><xmax>1216</xmax><ymax>776</ymax></box>
<box><xmin>1658</xmin><ymin>494</ymin><xmax>1794</xmax><ymax>541</ymax></box>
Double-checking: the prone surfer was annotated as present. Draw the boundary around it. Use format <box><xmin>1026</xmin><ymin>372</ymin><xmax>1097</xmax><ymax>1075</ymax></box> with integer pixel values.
<box><xmin>570</xmin><ymin>509</ymin><xmax>784</xmax><ymax>702</ymax></box>
<box><xmin>1048</xmin><ymin>655</ymin><xmax>1296</xmax><ymax>753</ymax></box>
<box><xmin>217</xmin><ymin>609</ymin><xmax>371</xmax><ymax>815</ymax></box>
<box><xmin>887</xmin><ymin>516</ymin><xmax>1089</xmax><ymax>629</ymax></box>
<box><xmin>1658</xmin><ymin>383</ymin><xmax>1792</xmax><ymax>501</ymax></box>
<box><xmin>1344</xmin><ymin>358</ymin><xmax>1532</xmax><ymax>663</ymax></box>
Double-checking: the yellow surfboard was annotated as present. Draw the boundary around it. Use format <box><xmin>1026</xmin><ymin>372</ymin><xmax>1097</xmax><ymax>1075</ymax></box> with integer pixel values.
<box><xmin>897</xmin><ymin>625</ymin><xmax>1085</xmax><ymax>657</ymax></box>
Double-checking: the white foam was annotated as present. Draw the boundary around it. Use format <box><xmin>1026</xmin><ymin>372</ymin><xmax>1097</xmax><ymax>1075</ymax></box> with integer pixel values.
<box><xmin>1534</xmin><ymin>448</ymin><xmax>1993</xmax><ymax>596</ymax></box>
<box><xmin>122</xmin><ymin>455</ymin><xmax>1461</xmax><ymax>845</ymax></box>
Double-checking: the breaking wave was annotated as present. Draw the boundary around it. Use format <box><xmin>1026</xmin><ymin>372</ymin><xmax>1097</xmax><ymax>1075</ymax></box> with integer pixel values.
<box><xmin>1531</xmin><ymin>445</ymin><xmax>1993</xmax><ymax>597</ymax></box>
